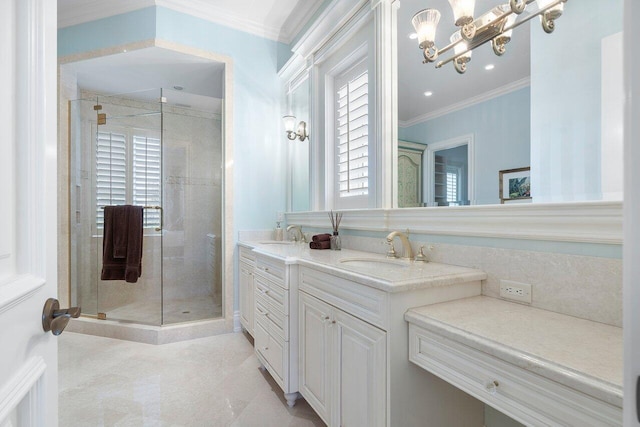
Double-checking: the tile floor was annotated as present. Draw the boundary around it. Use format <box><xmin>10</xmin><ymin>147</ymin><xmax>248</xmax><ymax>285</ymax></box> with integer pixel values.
<box><xmin>59</xmin><ymin>332</ymin><xmax>325</xmax><ymax>426</ymax></box>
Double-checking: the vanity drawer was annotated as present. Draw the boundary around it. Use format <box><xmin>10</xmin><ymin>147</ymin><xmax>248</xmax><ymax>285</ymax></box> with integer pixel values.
<box><xmin>239</xmin><ymin>246</ymin><xmax>256</xmax><ymax>266</ymax></box>
<box><xmin>255</xmin><ymin>274</ymin><xmax>288</xmax><ymax>315</ymax></box>
<box><xmin>408</xmin><ymin>324</ymin><xmax>622</xmax><ymax>426</ymax></box>
<box><xmin>255</xmin><ymin>292</ymin><xmax>288</xmax><ymax>341</ymax></box>
<box><xmin>254</xmin><ymin>317</ymin><xmax>288</xmax><ymax>390</ymax></box>
<box><xmin>255</xmin><ymin>255</ymin><xmax>286</xmax><ymax>285</ymax></box>
<box><xmin>299</xmin><ymin>266</ymin><xmax>388</xmax><ymax>330</ymax></box>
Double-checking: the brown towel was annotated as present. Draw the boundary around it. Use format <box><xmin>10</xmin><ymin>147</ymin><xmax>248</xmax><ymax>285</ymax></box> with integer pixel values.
<box><xmin>101</xmin><ymin>205</ymin><xmax>144</xmax><ymax>283</ymax></box>
<box><xmin>312</xmin><ymin>233</ymin><xmax>332</xmax><ymax>242</ymax></box>
<box><xmin>310</xmin><ymin>241</ymin><xmax>331</xmax><ymax>250</ymax></box>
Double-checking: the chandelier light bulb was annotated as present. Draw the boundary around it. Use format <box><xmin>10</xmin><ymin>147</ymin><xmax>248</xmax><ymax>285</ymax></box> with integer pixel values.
<box><xmin>450</xmin><ymin>31</ymin><xmax>472</xmax><ymax>59</ymax></box>
<box><xmin>447</xmin><ymin>0</ymin><xmax>476</xmax><ymax>26</ymax></box>
<box><xmin>412</xmin><ymin>9</ymin><xmax>441</xmax><ymax>49</ymax></box>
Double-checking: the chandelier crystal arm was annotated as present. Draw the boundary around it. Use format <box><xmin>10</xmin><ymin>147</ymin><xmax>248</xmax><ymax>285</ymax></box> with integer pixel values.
<box><xmin>415</xmin><ymin>0</ymin><xmax>567</xmax><ymax>73</ymax></box>
<box><xmin>434</xmin><ymin>0</ymin><xmax>567</xmax><ymax>71</ymax></box>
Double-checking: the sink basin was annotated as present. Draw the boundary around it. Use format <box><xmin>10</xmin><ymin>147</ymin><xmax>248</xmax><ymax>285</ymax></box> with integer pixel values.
<box><xmin>339</xmin><ymin>257</ymin><xmax>411</xmax><ymax>269</ymax></box>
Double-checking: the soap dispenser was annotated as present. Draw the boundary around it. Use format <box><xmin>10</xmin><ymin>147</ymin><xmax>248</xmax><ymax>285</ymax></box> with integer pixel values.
<box><xmin>275</xmin><ymin>221</ymin><xmax>283</xmax><ymax>241</ymax></box>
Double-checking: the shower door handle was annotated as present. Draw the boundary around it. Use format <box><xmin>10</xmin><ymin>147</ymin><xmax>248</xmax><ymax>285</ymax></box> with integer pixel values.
<box><xmin>42</xmin><ymin>298</ymin><xmax>81</xmax><ymax>336</ymax></box>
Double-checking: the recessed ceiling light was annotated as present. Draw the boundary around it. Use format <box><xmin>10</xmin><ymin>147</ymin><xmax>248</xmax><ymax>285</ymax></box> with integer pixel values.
<box><xmin>409</xmin><ymin>32</ymin><xmax>418</xmax><ymax>40</ymax></box>
<box><xmin>424</xmin><ymin>91</ymin><xmax>433</xmax><ymax>97</ymax></box>
<box><xmin>484</xmin><ymin>64</ymin><xmax>495</xmax><ymax>71</ymax></box>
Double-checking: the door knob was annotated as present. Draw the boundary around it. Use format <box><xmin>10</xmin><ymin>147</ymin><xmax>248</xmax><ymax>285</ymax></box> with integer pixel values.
<box><xmin>42</xmin><ymin>298</ymin><xmax>81</xmax><ymax>336</ymax></box>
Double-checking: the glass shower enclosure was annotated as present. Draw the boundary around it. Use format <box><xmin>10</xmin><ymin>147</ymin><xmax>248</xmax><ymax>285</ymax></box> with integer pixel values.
<box><xmin>69</xmin><ymin>89</ymin><xmax>223</xmax><ymax>326</ymax></box>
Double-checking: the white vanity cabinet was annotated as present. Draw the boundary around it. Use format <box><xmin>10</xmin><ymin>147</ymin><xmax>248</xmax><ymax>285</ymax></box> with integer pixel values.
<box><xmin>299</xmin><ymin>291</ymin><xmax>386</xmax><ymax>427</ymax></box>
<box><xmin>252</xmin><ymin>252</ymin><xmax>299</xmax><ymax>407</ymax></box>
<box><xmin>298</xmin><ymin>264</ymin><xmax>486</xmax><ymax>427</ymax></box>
<box><xmin>238</xmin><ymin>246</ymin><xmax>255</xmax><ymax>336</ymax></box>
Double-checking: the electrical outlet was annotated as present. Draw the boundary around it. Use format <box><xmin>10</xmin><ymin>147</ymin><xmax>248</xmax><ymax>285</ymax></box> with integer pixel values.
<box><xmin>499</xmin><ymin>280</ymin><xmax>532</xmax><ymax>304</ymax></box>
<box><xmin>276</xmin><ymin>211</ymin><xmax>284</xmax><ymax>222</ymax></box>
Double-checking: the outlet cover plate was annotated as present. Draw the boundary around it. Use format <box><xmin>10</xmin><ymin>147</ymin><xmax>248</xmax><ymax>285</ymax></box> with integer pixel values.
<box><xmin>499</xmin><ymin>280</ymin><xmax>532</xmax><ymax>304</ymax></box>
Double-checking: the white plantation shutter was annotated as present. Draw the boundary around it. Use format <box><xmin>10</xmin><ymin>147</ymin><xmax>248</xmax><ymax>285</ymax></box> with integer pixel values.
<box><xmin>446</xmin><ymin>169</ymin><xmax>458</xmax><ymax>203</ymax></box>
<box><xmin>96</xmin><ymin>131</ymin><xmax>127</xmax><ymax>226</ymax></box>
<box><xmin>95</xmin><ymin>131</ymin><xmax>161</xmax><ymax>228</ymax></box>
<box><xmin>336</xmin><ymin>64</ymin><xmax>369</xmax><ymax>199</ymax></box>
<box><xmin>133</xmin><ymin>135</ymin><xmax>161</xmax><ymax>228</ymax></box>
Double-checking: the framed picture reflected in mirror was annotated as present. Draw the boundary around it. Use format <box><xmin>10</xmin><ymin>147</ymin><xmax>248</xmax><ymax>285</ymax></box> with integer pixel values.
<box><xmin>499</xmin><ymin>167</ymin><xmax>531</xmax><ymax>204</ymax></box>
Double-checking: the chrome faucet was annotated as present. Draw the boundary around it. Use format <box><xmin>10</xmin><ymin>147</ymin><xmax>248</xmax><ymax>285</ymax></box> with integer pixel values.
<box><xmin>386</xmin><ymin>230</ymin><xmax>413</xmax><ymax>260</ymax></box>
<box><xmin>286</xmin><ymin>225</ymin><xmax>306</xmax><ymax>243</ymax></box>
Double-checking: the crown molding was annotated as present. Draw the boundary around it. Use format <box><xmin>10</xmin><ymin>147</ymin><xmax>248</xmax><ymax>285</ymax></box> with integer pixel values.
<box><xmin>285</xmin><ymin>201</ymin><xmax>623</xmax><ymax>245</ymax></box>
<box><xmin>57</xmin><ymin>0</ymin><xmax>154</xmax><ymax>29</ymax></box>
<box><xmin>156</xmin><ymin>0</ymin><xmax>284</xmax><ymax>41</ymax></box>
<box><xmin>291</xmin><ymin>0</ymin><xmax>369</xmax><ymax>59</ymax></box>
<box><xmin>399</xmin><ymin>77</ymin><xmax>531</xmax><ymax>128</ymax></box>
<box><xmin>282</xmin><ymin>1</ymin><xmax>326</xmax><ymax>45</ymax></box>
<box><xmin>58</xmin><ymin>0</ymin><xmax>322</xmax><ymax>43</ymax></box>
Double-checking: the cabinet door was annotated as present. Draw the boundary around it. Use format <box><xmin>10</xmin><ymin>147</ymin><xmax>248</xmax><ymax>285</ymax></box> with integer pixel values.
<box><xmin>239</xmin><ymin>262</ymin><xmax>254</xmax><ymax>335</ymax></box>
<box><xmin>299</xmin><ymin>292</ymin><xmax>333</xmax><ymax>424</ymax></box>
<box><xmin>333</xmin><ymin>309</ymin><xmax>387</xmax><ymax>427</ymax></box>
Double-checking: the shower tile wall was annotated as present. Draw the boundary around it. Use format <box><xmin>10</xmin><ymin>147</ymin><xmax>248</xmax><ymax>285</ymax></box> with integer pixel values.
<box><xmin>70</xmin><ymin>92</ymin><xmax>222</xmax><ymax>325</ymax></box>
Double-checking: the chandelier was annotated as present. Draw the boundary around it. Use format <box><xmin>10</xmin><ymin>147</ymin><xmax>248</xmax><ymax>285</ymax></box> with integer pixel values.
<box><xmin>411</xmin><ymin>0</ymin><xmax>567</xmax><ymax>73</ymax></box>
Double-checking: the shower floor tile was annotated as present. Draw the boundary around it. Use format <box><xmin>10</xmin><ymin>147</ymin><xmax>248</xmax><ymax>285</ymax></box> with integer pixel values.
<box><xmin>105</xmin><ymin>294</ymin><xmax>222</xmax><ymax>325</ymax></box>
<box><xmin>59</xmin><ymin>332</ymin><xmax>325</xmax><ymax>426</ymax></box>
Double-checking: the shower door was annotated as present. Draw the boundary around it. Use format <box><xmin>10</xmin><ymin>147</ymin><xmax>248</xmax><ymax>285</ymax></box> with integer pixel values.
<box><xmin>70</xmin><ymin>94</ymin><xmax>165</xmax><ymax>326</ymax></box>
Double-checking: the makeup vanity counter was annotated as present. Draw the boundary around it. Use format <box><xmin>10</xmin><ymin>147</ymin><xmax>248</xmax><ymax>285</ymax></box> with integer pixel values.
<box><xmin>237</xmin><ymin>240</ymin><xmax>490</xmax><ymax>426</ymax></box>
<box><xmin>405</xmin><ymin>296</ymin><xmax>623</xmax><ymax>426</ymax></box>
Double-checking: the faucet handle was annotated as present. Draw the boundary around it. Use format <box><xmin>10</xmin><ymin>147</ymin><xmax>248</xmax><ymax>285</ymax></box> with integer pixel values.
<box><xmin>386</xmin><ymin>241</ymin><xmax>397</xmax><ymax>258</ymax></box>
<box><xmin>414</xmin><ymin>245</ymin><xmax>429</xmax><ymax>262</ymax></box>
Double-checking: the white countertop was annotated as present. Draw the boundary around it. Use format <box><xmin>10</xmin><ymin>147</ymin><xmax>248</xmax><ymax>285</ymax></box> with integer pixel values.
<box><xmin>404</xmin><ymin>296</ymin><xmax>623</xmax><ymax>407</ymax></box>
<box><xmin>239</xmin><ymin>240</ymin><xmax>487</xmax><ymax>293</ymax></box>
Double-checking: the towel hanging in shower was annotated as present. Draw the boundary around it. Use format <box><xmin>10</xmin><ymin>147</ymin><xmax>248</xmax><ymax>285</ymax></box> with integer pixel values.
<box><xmin>101</xmin><ymin>205</ymin><xmax>144</xmax><ymax>283</ymax></box>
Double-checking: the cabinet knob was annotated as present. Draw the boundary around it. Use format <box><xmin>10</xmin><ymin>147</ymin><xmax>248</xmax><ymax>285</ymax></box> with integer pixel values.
<box><xmin>485</xmin><ymin>380</ymin><xmax>499</xmax><ymax>395</ymax></box>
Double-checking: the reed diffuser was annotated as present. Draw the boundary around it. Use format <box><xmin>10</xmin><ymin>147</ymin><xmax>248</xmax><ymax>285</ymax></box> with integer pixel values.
<box><xmin>329</xmin><ymin>210</ymin><xmax>343</xmax><ymax>250</ymax></box>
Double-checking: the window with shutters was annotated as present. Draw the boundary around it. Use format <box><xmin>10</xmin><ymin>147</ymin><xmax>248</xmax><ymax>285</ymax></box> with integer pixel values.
<box><xmin>446</xmin><ymin>166</ymin><xmax>459</xmax><ymax>206</ymax></box>
<box><xmin>95</xmin><ymin>129</ymin><xmax>161</xmax><ymax>228</ymax></box>
<box><xmin>335</xmin><ymin>59</ymin><xmax>369</xmax><ymax>207</ymax></box>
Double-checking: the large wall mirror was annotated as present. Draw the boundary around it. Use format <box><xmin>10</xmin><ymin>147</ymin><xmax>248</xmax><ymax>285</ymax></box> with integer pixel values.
<box><xmin>397</xmin><ymin>0</ymin><xmax>623</xmax><ymax>207</ymax></box>
<box><xmin>287</xmin><ymin>73</ymin><xmax>311</xmax><ymax>212</ymax></box>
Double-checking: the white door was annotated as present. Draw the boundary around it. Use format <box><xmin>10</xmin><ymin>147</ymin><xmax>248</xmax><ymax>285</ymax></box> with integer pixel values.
<box><xmin>0</xmin><ymin>0</ymin><xmax>58</xmax><ymax>426</ymax></box>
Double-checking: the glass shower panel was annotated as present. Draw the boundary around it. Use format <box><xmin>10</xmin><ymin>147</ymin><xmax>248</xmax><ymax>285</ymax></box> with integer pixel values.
<box><xmin>93</xmin><ymin>94</ymin><xmax>164</xmax><ymax>325</ymax></box>
<box><xmin>69</xmin><ymin>98</ymin><xmax>99</xmax><ymax>316</ymax></box>
<box><xmin>161</xmin><ymin>89</ymin><xmax>223</xmax><ymax>324</ymax></box>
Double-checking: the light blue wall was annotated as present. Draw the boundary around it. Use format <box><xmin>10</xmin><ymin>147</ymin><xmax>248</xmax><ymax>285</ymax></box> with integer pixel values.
<box><xmin>60</xmin><ymin>7</ymin><xmax>288</xmax><ymax>236</ymax></box>
<box><xmin>58</xmin><ymin>8</ymin><xmax>157</xmax><ymax>55</ymax></box>
<box><xmin>530</xmin><ymin>0</ymin><xmax>623</xmax><ymax>202</ymax></box>
<box><xmin>399</xmin><ymin>87</ymin><xmax>531</xmax><ymax>205</ymax></box>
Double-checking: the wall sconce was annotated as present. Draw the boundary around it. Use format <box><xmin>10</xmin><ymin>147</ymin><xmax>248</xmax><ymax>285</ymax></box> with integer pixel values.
<box><xmin>412</xmin><ymin>0</ymin><xmax>567</xmax><ymax>74</ymax></box>
<box><xmin>283</xmin><ymin>115</ymin><xmax>309</xmax><ymax>141</ymax></box>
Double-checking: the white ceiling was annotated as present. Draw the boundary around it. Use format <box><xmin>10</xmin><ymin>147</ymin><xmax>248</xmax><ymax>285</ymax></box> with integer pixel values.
<box><xmin>397</xmin><ymin>0</ymin><xmax>531</xmax><ymax>125</ymax></box>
